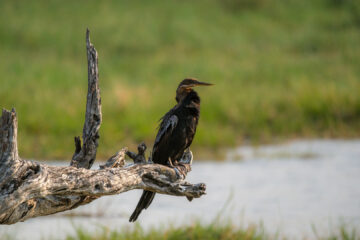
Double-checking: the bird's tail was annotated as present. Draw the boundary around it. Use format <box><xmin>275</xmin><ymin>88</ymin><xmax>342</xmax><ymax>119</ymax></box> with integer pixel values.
<box><xmin>129</xmin><ymin>190</ymin><xmax>156</xmax><ymax>222</ymax></box>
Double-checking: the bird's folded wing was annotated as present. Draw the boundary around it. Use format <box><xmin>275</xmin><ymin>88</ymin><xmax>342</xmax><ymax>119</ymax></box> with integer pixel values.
<box><xmin>153</xmin><ymin>115</ymin><xmax>178</xmax><ymax>152</ymax></box>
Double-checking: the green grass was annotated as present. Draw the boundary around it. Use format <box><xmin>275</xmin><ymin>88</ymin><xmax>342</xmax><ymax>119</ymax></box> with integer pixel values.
<box><xmin>64</xmin><ymin>222</ymin><xmax>359</xmax><ymax>240</ymax></box>
<box><xmin>1</xmin><ymin>0</ymin><xmax>360</xmax><ymax>159</ymax></box>
<box><xmin>1</xmin><ymin>221</ymin><xmax>357</xmax><ymax>240</ymax></box>
<box><xmin>66</xmin><ymin>223</ymin><xmax>266</xmax><ymax>240</ymax></box>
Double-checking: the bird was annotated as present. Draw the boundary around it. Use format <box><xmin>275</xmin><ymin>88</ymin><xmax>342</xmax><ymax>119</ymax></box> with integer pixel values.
<box><xmin>129</xmin><ymin>78</ymin><xmax>213</xmax><ymax>222</ymax></box>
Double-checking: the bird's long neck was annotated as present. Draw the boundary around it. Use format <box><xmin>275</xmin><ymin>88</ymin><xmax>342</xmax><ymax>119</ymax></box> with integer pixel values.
<box><xmin>182</xmin><ymin>90</ymin><xmax>200</xmax><ymax>117</ymax></box>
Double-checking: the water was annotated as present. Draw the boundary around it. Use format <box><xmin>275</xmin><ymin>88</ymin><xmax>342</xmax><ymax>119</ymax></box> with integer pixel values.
<box><xmin>1</xmin><ymin>140</ymin><xmax>360</xmax><ymax>239</ymax></box>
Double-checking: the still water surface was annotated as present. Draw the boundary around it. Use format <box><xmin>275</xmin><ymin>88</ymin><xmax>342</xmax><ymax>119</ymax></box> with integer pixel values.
<box><xmin>1</xmin><ymin>140</ymin><xmax>359</xmax><ymax>239</ymax></box>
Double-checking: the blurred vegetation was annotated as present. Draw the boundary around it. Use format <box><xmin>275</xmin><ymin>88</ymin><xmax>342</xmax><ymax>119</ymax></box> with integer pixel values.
<box><xmin>0</xmin><ymin>0</ymin><xmax>360</xmax><ymax>160</ymax></box>
<box><xmin>66</xmin><ymin>223</ymin><xmax>266</xmax><ymax>240</ymax></box>
<box><xmin>64</xmin><ymin>222</ymin><xmax>359</xmax><ymax>240</ymax></box>
<box><xmin>1</xmin><ymin>222</ymin><xmax>358</xmax><ymax>240</ymax></box>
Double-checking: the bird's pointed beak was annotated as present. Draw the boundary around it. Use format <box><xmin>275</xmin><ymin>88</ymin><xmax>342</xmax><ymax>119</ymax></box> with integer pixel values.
<box><xmin>193</xmin><ymin>81</ymin><xmax>213</xmax><ymax>87</ymax></box>
<box><xmin>178</xmin><ymin>78</ymin><xmax>214</xmax><ymax>90</ymax></box>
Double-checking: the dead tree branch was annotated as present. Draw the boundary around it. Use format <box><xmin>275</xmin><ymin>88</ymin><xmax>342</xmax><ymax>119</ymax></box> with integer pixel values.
<box><xmin>70</xmin><ymin>29</ymin><xmax>101</xmax><ymax>169</ymax></box>
<box><xmin>0</xmin><ymin>29</ymin><xmax>206</xmax><ymax>225</ymax></box>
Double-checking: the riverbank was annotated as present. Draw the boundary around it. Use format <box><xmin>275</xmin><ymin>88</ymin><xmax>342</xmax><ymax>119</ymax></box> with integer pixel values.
<box><xmin>1</xmin><ymin>0</ymin><xmax>360</xmax><ymax>160</ymax></box>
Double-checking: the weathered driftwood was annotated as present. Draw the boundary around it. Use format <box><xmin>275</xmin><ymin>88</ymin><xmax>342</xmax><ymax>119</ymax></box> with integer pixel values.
<box><xmin>70</xmin><ymin>29</ymin><xmax>101</xmax><ymax>170</ymax></box>
<box><xmin>0</xmin><ymin>30</ymin><xmax>206</xmax><ymax>225</ymax></box>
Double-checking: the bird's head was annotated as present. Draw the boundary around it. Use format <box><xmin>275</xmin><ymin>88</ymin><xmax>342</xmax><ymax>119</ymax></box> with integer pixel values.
<box><xmin>176</xmin><ymin>78</ymin><xmax>213</xmax><ymax>102</ymax></box>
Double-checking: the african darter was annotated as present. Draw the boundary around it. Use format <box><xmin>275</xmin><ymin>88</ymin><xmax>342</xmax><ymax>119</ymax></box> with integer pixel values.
<box><xmin>129</xmin><ymin>78</ymin><xmax>212</xmax><ymax>222</ymax></box>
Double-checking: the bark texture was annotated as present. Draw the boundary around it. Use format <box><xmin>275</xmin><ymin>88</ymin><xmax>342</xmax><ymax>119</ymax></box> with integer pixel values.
<box><xmin>0</xmin><ymin>30</ymin><xmax>205</xmax><ymax>225</ymax></box>
<box><xmin>70</xmin><ymin>29</ymin><xmax>101</xmax><ymax>169</ymax></box>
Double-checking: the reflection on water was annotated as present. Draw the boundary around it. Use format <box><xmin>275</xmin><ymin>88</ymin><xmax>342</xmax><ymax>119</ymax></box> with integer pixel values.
<box><xmin>1</xmin><ymin>140</ymin><xmax>360</xmax><ymax>239</ymax></box>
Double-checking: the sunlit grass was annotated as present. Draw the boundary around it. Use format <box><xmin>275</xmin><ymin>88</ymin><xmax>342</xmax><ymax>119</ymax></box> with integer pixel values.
<box><xmin>1</xmin><ymin>222</ymin><xmax>357</xmax><ymax>240</ymax></box>
<box><xmin>66</xmin><ymin>223</ymin><xmax>265</xmax><ymax>240</ymax></box>
<box><xmin>64</xmin><ymin>223</ymin><xmax>359</xmax><ymax>240</ymax></box>
<box><xmin>1</xmin><ymin>0</ymin><xmax>360</xmax><ymax>159</ymax></box>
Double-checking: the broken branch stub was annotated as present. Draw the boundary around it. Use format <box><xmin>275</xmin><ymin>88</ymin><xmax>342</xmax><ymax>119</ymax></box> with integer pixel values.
<box><xmin>70</xmin><ymin>28</ymin><xmax>101</xmax><ymax>170</ymax></box>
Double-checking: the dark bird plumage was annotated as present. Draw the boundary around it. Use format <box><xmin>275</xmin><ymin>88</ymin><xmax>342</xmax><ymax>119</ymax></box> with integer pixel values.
<box><xmin>129</xmin><ymin>78</ymin><xmax>212</xmax><ymax>222</ymax></box>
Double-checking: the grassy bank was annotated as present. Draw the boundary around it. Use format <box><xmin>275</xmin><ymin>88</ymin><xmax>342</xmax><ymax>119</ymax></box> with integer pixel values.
<box><xmin>65</xmin><ymin>223</ymin><xmax>358</xmax><ymax>240</ymax></box>
<box><xmin>1</xmin><ymin>0</ymin><xmax>360</xmax><ymax>159</ymax></box>
<box><xmin>1</xmin><ymin>221</ymin><xmax>357</xmax><ymax>240</ymax></box>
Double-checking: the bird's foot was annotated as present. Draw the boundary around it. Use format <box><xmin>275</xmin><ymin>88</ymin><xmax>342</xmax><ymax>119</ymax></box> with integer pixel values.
<box><xmin>167</xmin><ymin>157</ymin><xmax>174</xmax><ymax>167</ymax></box>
